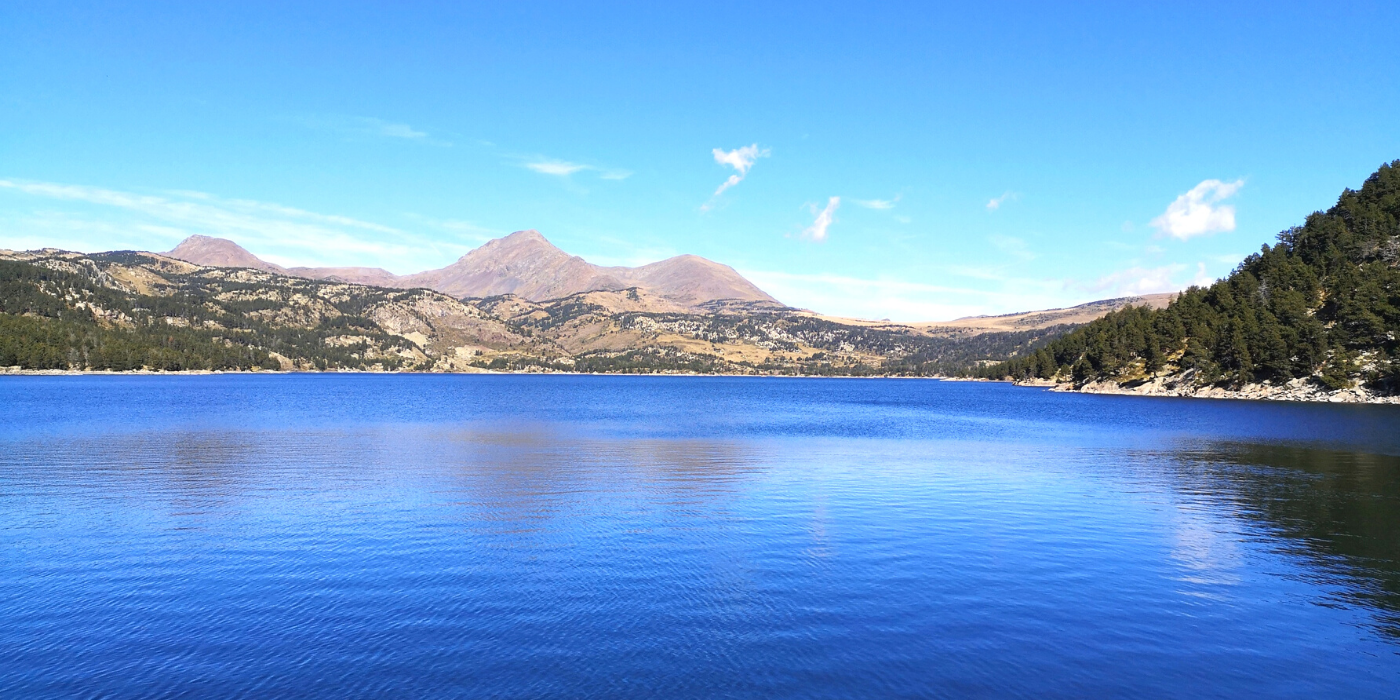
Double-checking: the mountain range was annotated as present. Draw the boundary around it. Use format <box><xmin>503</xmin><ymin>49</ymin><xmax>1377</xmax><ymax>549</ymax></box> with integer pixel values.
<box><xmin>165</xmin><ymin>230</ymin><xmax>1176</xmax><ymax>332</ymax></box>
<box><xmin>166</xmin><ymin>230</ymin><xmax>779</xmax><ymax>311</ymax></box>
<box><xmin>1</xmin><ymin>228</ymin><xmax>1186</xmax><ymax>377</ymax></box>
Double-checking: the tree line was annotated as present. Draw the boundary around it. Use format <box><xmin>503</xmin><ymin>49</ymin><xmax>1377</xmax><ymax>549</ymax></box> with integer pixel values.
<box><xmin>979</xmin><ymin>160</ymin><xmax>1400</xmax><ymax>391</ymax></box>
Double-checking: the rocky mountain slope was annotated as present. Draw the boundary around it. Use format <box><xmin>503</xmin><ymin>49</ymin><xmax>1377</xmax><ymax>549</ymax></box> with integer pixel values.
<box><xmin>920</xmin><ymin>293</ymin><xmax>1176</xmax><ymax>334</ymax></box>
<box><xmin>167</xmin><ymin>235</ymin><xmax>287</xmax><ymax>273</ymax></box>
<box><xmin>1</xmin><ymin>248</ymin><xmax>1089</xmax><ymax>375</ymax></box>
<box><xmin>165</xmin><ymin>230</ymin><xmax>778</xmax><ymax>311</ymax></box>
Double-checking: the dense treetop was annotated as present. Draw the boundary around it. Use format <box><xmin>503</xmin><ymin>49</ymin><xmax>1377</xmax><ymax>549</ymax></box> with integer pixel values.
<box><xmin>981</xmin><ymin>160</ymin><xmax>1400</xmax><ymax>392</ymax></box>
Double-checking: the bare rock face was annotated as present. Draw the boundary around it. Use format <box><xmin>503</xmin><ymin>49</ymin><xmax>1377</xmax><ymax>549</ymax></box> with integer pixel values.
<box><xmin>161</xmin><ymin>230</ymin><xmax>782</xmax><ymax>311</ymax></box>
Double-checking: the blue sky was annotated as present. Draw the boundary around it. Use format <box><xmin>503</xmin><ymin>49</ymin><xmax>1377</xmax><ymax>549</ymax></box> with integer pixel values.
<box><xmin>2</xmin><ymin>2</ymin><xmax>1397</xmax><ymax>321</ymax></box>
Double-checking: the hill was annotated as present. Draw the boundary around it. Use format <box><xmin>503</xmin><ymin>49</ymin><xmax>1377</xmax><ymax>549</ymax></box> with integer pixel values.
<box><xmin>980</xmin><ymin>160</ymin><xmax>1400</xmax><ymax>402</ymax></box>
<box><xmin>164</xmin><ymin>230</ymin><xmax>779</xmax><ymax>311</ymax></box>
<box><xmin>918</xmin><ymin>293</ymin><xmax>1176</xmax><ymax>335</ymax></box>
<box><xmin>1</xmin><ymin>248</ymin><xmax>1084</xmax><ymax>375</ymax></box>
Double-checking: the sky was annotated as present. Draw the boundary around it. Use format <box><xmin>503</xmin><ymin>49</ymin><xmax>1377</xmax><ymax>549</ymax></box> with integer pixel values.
<box><xmin>2</xmin><ymin>2</ymin><xmax>1397</xmax><ymax>322</ymax></box>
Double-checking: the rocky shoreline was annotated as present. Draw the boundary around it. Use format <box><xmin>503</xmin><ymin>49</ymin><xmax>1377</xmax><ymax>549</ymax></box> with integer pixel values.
<box><xmin>1016</xmin><ymin>371</ymin><xmax>1400</xmax><ymax>405</ymax></box>
<box><xmin>6</xmin><ymin>365</ymin><xmax>1398</xmax><ymax>404</ymax></box>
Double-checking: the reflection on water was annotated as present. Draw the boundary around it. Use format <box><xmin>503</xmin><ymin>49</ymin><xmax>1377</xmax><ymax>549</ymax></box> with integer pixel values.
<box><xmin>1168</xmin><ymin>442</ymin><xmax>1400</xmax><ymax>633</ymax></box>
<box><xmin>1</xmin><ymin>375</ymin><xmax>1399</xmax><ymax>698</ymax></box>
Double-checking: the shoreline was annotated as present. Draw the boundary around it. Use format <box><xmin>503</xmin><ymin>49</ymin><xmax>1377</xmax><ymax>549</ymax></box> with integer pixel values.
<box><xmin>0</xmin><ymin>367</ymin><xmax>945</xmax><ymax>380</ymax></box>
<box><xmin>1014</xmin><ymin>376</ymin><xmax>1400</xmax><ymax>405</ymax></box>
<box><xmin>5</xmin><ymin>367</ymin><xmax>1396</xmax><ymax>404</ymax></box>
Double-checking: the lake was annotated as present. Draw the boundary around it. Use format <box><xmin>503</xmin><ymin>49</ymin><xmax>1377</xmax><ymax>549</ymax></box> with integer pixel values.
<box><xmin>2</xmin><ymin>375</ymin><xmax>1399</xmax><ymax>698</ymax></box>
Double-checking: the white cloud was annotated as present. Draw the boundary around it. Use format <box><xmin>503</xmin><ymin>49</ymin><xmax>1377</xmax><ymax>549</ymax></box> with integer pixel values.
<box><xmin>703</xmin><ymin>144</ymin><xmax>769</xmax><ymax>208</ymax></box>
<box><xmin>1189</xmin><ymin>262</ymin><xmax>1214</xmax><ymax>287</ymax></box>
<box><xmin>521</xmin><ymin>158</ymin><xmax>629</xmax><ymax>181</ymax></box>
<box><xmin>1150</xmin><ymin>179</ymin><xmax>1244</xmax><ymax>240</ymax></box>
<box><xmin>851</xmin><ymin>195</ymin><xmax>900</xmax><ymax>210</ymax></box>
<box><xmin>525</xmin><ymin>160</ymin><xmax>589</xmax><ymax>176</ymax></box>
<box><xmin>986</xmin><ymin>191</ymin><xmax>1019</xmax><ymax>211</ymax></box>
<box><xmin>0</xmin><ymin>178</ymin><xmax>477</xmax><ymax>273</ymax></box>
<box><xmin>801</xmin><ymin>197</ymin><xmax>840</xmax><ymax>242</ymax></box>
<box><xmin>1083</xmin><ymin>262</ymin><xmax>1214</xmax><ymax>297</ymax></box>
<box><xmin>713</xmin><ymin>144</ymin><xmax>765</xmax><ymax>179</ymax></box>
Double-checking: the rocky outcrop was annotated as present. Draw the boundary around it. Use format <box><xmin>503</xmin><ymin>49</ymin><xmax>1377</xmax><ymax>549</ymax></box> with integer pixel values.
<box><xmin>1027</xmin><ymin>369</ymin><xmax>1400</xmax><ymax>404</ymax></box>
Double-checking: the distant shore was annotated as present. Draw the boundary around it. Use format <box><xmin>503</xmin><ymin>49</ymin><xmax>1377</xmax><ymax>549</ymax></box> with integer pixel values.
<box><xmin>0</xmin><ymin>366</ymin><xmax>937</xmax><ymax>380</ymax></box>
<box><xmin>5</xmin><ymin>365</ymin><xmax>1398</xmax><ymax>405</ymax></box>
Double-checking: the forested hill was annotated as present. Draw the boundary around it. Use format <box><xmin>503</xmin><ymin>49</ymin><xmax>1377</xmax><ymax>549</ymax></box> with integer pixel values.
<box><xmin>981</xmin><ymin>160</ymin><xmax>1400</xmax><ymax>394</ymax></box>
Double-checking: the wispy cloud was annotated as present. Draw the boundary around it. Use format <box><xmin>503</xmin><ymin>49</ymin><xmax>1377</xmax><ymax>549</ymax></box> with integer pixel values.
<box><xmin>703</xmin><ymin>144</ymin><xmax>769</xmax><ymax>209</ymax></box>
<box><xmin>742</xmin><ymin>257</ymin><xmax>1219</xmax><ymax>323</ymax></box>
<box><xmin>851</xmin><ymin>195</ymin><xmax>900</xmax><ymax>210</ymax></box>
<box><xmin>986</xmin><ymin>191</ymin><xmax>1019</xmax><ymax>211</ymax></box>
<box><xmin>0</xmin><ymin>178</ymin><xmax>476</xmax><ymax>272</ymax></box>
<box><xmin>581</xmin><ymin>236</ymin><xmax>681</xmax><ymax>268</ymax></box>
<box><xmin>521</xmin><ymin>157</ymin><xmax>630</xmax><ymax>181</ymax></box>
<box><xmin>1151</xmin><ymin>179</ymin><xmax>1244</xmax><ymax>240</ymax></box>
<box><xmin>525</xmin><ymin>160</ymin><xmax>589</xmax><ymax>176</ymax></box>
<box><xmin>296</xmin><ymin>115</ymin><xmax>449</xmax><ymax>146</ymax></box>
<box><xmin>801</xmin><ymin>197</ymin><xmax>840</xmax><ymax>242</ymax></box>
<box><xmin>989</xmin><ymin>234</ymin><xmax>1035</xmax><ymax>262</ymax></box>
<box><xmin>1082</xmin><ymin>262</ymin><xmax>1214</xmax><ymax>297</ymax></box>
<box><xmin>373</xmin><ymin>121</ymin><xmax>428</xmax><ymax>140</ymax></box>
<box><xmin>740</xmin><ymin>268</ymin><xmax>1083</xmax><ymax>322</ymax></box>
<box><xmin>402</xmin><ymin>213</ymin><xmax>504</xmax><ymax>244</ymax></box>
<box><xmin>741</xmin><ymin>269</ymin><xmax>1011</xmax><ymax>322</ymax></box>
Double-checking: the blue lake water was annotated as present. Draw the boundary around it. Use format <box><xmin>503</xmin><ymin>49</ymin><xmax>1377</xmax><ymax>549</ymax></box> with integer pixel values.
<box><xmin>2</xmin><ymin>375</ymin><xmax>1399</xmax><ymax>698</ymax></box>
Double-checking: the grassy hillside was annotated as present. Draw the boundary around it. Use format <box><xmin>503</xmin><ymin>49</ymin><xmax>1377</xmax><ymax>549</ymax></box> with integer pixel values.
<box><xmin>0</xmin><ymin>249</ymin><xmax>1075</xmax><ymax>375</ymax></box>
<box><xmin>981</xmin><ymin>160</ymin><xmax>1400</xmax><ymax>393</ymax></box>
<box><xmin>0</xmin><ymin>253</ymin><xmax>460</xmax><ymax>371</ymax></box>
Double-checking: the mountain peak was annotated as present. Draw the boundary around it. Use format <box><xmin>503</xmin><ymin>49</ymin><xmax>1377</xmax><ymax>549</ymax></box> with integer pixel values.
<box><xmin>503</xmin><ymin>229</ymin><xmax>546</xmax><ymax>243</ymax></box>
<box><xmin>159</xmin><ymin>229</ymin><xmax>779</xmax><ymax>309</ymax></box>
<box><xmin>166</xmin><ymin>235</ymin><xmax>283</xmax><ymax>272</ymax></box>
<box><xmin>492</xmin><ymin>229</ymin><xmax>563</xmax><ymax>253</ymax></box>
<box><xmin>454</xmin><ymin>229</ymin><xmax>561</xmax><ymax>263</ymax></box>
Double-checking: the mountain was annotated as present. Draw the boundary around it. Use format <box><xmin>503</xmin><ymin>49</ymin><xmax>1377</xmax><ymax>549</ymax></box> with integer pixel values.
<box><xmin>1</xmin><ymin>247</ymin><xmax>1079</xmax><ymax>375</ymax></box>
<box><xmin>626</xmin><ymin>254</ymin><xmax>777</xmax><ymax>308</ymax></box>
<box><xmin>399</xmin><ymin>230</ymin><xmax>632</xmax><ymax>300</ymax></box>
<box><xmin>166</xmin><ymin>235</ymin><xmax>286</xmax><ymax>273</ymax></box>
<box><xmin>284</xmin><ymin>265</ymin><xmax>402</xmax><ymax>287</ymax></box>
<box><xmin>982</xmin><ymin>159</ymin><xmax>1400</xmax><ymax>401</ymax></box>
<box><xmin>923</xmin><ymin>293</ymin><xmax>1177</xmax><ymax>335</ymax></box>
<box><xmin>163</xmin><ymin>229</ymin><xmax>780</xmax><ymax>310</ymax></box>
